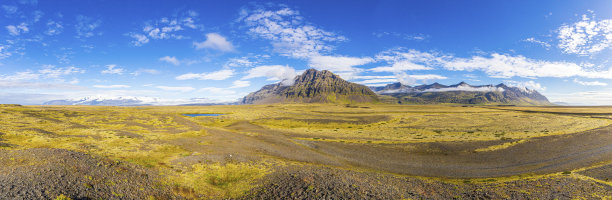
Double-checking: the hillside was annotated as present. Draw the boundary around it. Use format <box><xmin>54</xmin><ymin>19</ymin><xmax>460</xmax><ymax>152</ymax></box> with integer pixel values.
<box><xmin>241</xmin><ymin>69</ymin><xmax>379</xmax><ymax>104</ymax></box>
<box><xmin>371</xmin><ymin>82</ymin><xmax>551</xmax><ymax>105</ymax></box>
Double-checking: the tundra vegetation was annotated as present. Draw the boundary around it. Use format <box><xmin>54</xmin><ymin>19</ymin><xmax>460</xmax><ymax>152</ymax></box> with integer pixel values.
<box><xmin>0</xmin><ymin>104</ymin><xmax>611</xmax><ymax>199</ymax></box>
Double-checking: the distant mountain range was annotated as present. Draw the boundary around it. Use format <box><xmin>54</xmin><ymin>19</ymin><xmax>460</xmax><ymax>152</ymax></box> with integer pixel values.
<box><xmin>43</xmin><ymin>96</ymin><xmax>236</xmax><ymax>106</ymax></box>
<box><xmin>370</xmin><ymin>81</ymin><xmax>551</xmax><ymax>105</ymax></box>
<box><xmin>241</xmin><ymin>69</ymin><xmax>379</xmax><ymax>104</ymax></box>
<box><xmin>44</xmin><ymin>69</ymin><xmax>552</xmax><ymax>106</ymax></box>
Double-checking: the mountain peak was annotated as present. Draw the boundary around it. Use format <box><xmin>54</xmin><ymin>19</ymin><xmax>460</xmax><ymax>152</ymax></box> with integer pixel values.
<box><xmin>242</xmin><ymin>68</ymin><xmax>378</xmax><ymax>104</ymax></box>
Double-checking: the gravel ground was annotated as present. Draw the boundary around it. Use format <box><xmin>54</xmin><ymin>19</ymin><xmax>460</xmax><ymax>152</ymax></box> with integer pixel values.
<box><xmin>242</xmin><ymin>165</ymin><xmax>612</xmax><ymax>200</ymax></box>
<box><xmin>0</xmin><ymin>148</ymin><xmax>179</xmax><ymax>200</ymax></box>
<box><xmin>579</xmin><ymin>164</ymin><xmax>612</xmax><ymax>182</ymax></box>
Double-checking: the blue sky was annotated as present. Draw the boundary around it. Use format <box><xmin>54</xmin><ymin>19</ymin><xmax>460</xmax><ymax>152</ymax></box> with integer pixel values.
<box><xmin>0</xmin><ymin>0</ymin><xmax>611</xmax><ymax>105</ymax></box>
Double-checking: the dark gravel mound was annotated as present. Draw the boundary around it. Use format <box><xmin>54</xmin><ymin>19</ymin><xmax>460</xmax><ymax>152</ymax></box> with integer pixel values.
<box><xmin>243</xmin><ymin>165</ymin><xmax>612</xmax><ymax>199</ymax></box>
<box><xmin>0</xmin><ymin>148</ymin><xmax>179</xmax><ymax>200</ymax></box>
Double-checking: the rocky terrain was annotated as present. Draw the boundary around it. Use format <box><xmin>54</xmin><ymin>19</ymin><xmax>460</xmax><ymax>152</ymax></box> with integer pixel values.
<box><xmin>244</xmin><ymin>165</ymin><xmax>612</xmax><ymax>199</ymax></box>
<box><xmin>242</xmin><ymin>69</ymin><xmax>379</xmax><ymax>104</ymax></box>
<box><xmin>0</xmin><ymin>148</ymin><xmax>178</xmax><ymax>200</ymax></box>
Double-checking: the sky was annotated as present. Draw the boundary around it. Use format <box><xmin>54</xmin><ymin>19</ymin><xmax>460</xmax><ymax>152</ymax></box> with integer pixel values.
<box><xmin>0</xmin><ymin>0</ymin><xmax>611</xmax><ymax>105</ymax></box>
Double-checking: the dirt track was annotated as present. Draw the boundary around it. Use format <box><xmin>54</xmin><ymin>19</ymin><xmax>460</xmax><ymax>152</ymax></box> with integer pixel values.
<box><xmin>221</xmin><ymin>121</ymin><xmax>612</xmax><ymax>178</ymax></box>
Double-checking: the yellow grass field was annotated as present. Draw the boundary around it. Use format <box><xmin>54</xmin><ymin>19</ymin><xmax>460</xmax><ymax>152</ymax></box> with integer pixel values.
<box><xmin>0</xmin><ymin>104</ymin><xmax>611</xmax><ymax>199</ymax></box>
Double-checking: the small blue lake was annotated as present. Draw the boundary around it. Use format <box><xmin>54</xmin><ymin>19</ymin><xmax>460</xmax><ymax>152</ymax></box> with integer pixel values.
<box><xmin>182</xmin><ymin>113</ymin><xmax>224</xmax><ymax>117</ymax></box>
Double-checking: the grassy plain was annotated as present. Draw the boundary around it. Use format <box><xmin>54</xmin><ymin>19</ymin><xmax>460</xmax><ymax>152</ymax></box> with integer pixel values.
<box><xmin>0</xmin><ymin>104</ymin><xmax>611</xmax><ymax>199</ymax></box>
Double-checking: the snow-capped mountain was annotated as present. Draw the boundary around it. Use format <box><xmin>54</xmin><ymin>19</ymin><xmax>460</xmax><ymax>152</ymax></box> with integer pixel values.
<box><xmin>43</xmin><ymin>96</ymin><xmax>236</xmax><ymax>106</ymax></box>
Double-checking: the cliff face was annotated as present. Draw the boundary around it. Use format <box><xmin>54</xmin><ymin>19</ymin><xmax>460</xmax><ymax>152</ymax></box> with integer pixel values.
<box><xmin>242</xmin><ymin>69</ymin><xmax>379</xmax><ymax>104</ymax></box>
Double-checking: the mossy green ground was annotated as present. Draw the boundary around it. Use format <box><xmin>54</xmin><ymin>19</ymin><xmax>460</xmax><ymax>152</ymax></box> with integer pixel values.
<box><xmin>0</xmin><ymin>104</ymin><xmax>611</xmax><ymax>198</ymax></box>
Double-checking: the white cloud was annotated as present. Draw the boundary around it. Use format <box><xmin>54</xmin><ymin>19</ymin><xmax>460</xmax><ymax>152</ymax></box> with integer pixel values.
<box><xmin>573</xmin><ymin>78</ymin><xmax>608</xmax><ymax>86</ymax></box>
<box><xmin>225</xmin><ymin>56</ymin><xmax>259</xmax><ymax>68</ymax></box>
<box><xmin>45</xmin><ymin>20</ymin><xmax>63</xmax><ymax>35</ymax></box>
<box><xmin>159</xmin><ymin>56</ymin><xmax>180</xmax><ymax>65</ymax></box>
<box><xmin>442</xmin><ymin>53</ymin><xmax>612</xmax><ymax>79</ymax></box>
<box><xmin>0</xmin><ymin>45</ymin><xmax>12</xmax><ymax>59</ymax></box>
<box><xmin>193</xmin><ymin>33</ymin><xmax>235</xmax><ymax>52</ymax></box>
<box><xmin>37</xmin><ymin>65</ymin><xmax>84</xmax><ymax>78</ymax></box>
<box><xmin>6</xmin><ymin>22</ymin><xmax>29</xmax><ymax>36</ymax></box>
<box><xmin>156</xmin><ymin>86</ymin><xmax>195</xmax><ymax>92</ymax></box>
<box><xmin>93</xmin><ymin>84</ymin><xmax>131</xmax><ymax>89</ymax></box>
<box><xmin>546</xmin><ymin>91</ymin><xmax>612</xmax><ymax>105</ymax></box>
<box><xmin>523</xmin><ymin>37</ymin><xmax>551</xmax><ymax>49</ymax></box>
<box><xmin>175</xmin><ymin>69</ymin><xmax>234</xmax><ymax>80</ymax></box>
<box><xmin>353</xmin><ymin>73</ymin><xmax>447</xmax><ymax>86</ymax></box>
<box><xmin>557</xmin><ymin>13</ymin><xmax>612</xmax><ymax>55</ymax></box>
<box><xmin>381</xmin><ymin>48</ymin><xmax>612</xmax><ymax>79</ymax></box>
<box><xmin>243</xmin><ymin>65</ymin><xmax>297</xmax><ymax>86</ymax></box>
<box><xmin>423</xmin><ymin>85</ymin><xmax>504</xmax><ymax>93</ymax></box>
<box><xmin>101</xmin><ymin>65</ymin><xmax>125</xmax><ymax>75</ymax></box>
<box><xmin>504</xmin><ymin>80</ymin><xmax>546</xmax><ymax>92</ymax></box>
<box><xmin>2</xmin><ymin>5</ymin><xmax>17</xmax><ymax>15</ymax></box>
<box><xmin>230</xmin><ymin>80</ymin><xmax>250</xmax><ymax>88</ymax></box>
<box><xmin>131</xmin><ymin>69</ymin><xmax>160</xmax><ymax>76</ymax></box>
<box><xmin>0</xmin><ymin>65</ymin><xmax>83</xmax><ymax>81</ymax></box>
<box><xmin>237</xmin><ymin>4</ymin><xmax>346</xmax><ymax>59</ymax></box>
<box><xmin>372</xmin><ymin>48</ymin><xmax>438</xmax><ymax>72</ymax></box>
<box><xmin>75</xmin><ymin>15</ymin><xmax>101</xmax><ymax>38</ymax></box>
<box><xmin>307</xmin><ymin>55</ymin><xmax>373</xmax><ymax>79</ymax></box>
<box><xmin>128</xmin><ymin>33</ymin><xmax>149</xmax><ymax>46</ymax></box>
<box><xmin>128</xmin><ymin>11</ymin><xmax>200</xmax><ymax>46</ymax></box>
<box><xmin>373</xmin><ymin>32</ymin><xmax>429</xmax><ymax>41</ymax></box>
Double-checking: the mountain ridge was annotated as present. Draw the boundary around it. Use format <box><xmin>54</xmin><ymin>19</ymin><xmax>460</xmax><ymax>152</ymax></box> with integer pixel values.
<box><xmin>371</xmin><ymin>82</ymin><xmax>551</xmax><ymax>105</ymax></box>
<box><xmin>241</xmin><ymin>69</ymin><xmax>379</xmax><ymax>104</ymax></box>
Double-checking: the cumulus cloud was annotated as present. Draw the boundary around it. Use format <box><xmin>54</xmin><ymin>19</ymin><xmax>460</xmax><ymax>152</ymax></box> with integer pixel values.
<box><xmin>156</xmin><ymin>86</ymin><xmax>195</xmax><ymax>92</ymax></box>
<box><xmin>128</xmin><ymin>33</ymin><xmax>149</xmax><ymax>46</ymax></box>
<box><xmin>193</xmin><ymin>33</ymin><xmax>235</xmax><ymax>52</ymax></box>
<box><xmin>242</xmin><ymin>65</ymin><xmax>297</xmax><ymax>86</ymax></box>
<box><xmin>504</xmin><ymin>80</ymin><xmax>546</xmax><ymax>92</ymax></box>
<box><xmin>93</xmin><ymin>84</ymin><xmax>131</xmax><ymax>89</ymax></box>
<box><xmin>175</xmin><ymin>69</ymin><xmax>233</xmax><ymax>80</ymax></box>
<box><xmin>557</xmin><ymin>12</ymin><xmax>612</xmax><ymax>55</ymax></box>
<box><xmin>573</xmin><ymin>78</ymin><xmax>608</xmax><ymax>86</ymax></box>
<box><xmin>380</xmin><ymin>48</ymin><xmax>612</xmax><ymax>79</ymax></box>
<box><xmin>128</xmin><ymin>11</ymin><xmax>199</xmax><ymax>46</ymax></box>
<box><xmin>307</xmin><ymin>55</ymin><xmax>374</xmax><ymax>79</ymax></box>
<box><xmin>230</xmin><ymin>80</ymin><xmax>250</xmax><ymax>88</ymax></box>
<box><xmin>6</xmin><ymin>22</ymin><xmax>29</xmax><ymax>36</ymax></box>
<box><xmin>75</xmin><ymin>15</ymin><xmax>101</xmax><ymax>38</ymax></box>
<box><xmin>159</xmin><ymin>56</ymin><xmax>180</xmax><ymax>65</ymax></box>
<box><xmin>101</xmin><ymin>65</ymin><xmax>125</xmax><ymax>75</ymax></box>
<box><xmin>237</xmin><ymin>4</ymin><xmax>346</xmax><ymax>59</ymax></box>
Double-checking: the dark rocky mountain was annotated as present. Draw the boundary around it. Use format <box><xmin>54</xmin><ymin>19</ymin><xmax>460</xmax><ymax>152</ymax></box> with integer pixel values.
<box><xmin>241</xmin><ymin>69</ymin><xmax>379</xmax><ymax>104</ymax></box>
<box><xmin>371</xmin><ymin>82</ymin><xmax>551</xmax><ymax>105</ymax></box>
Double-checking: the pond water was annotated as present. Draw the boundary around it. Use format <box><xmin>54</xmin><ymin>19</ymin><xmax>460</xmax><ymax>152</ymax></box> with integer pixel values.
<box><xmin>182</xmin><ymin>113</ymin><xmax>224</xmax><ymax>117</ymax></box>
